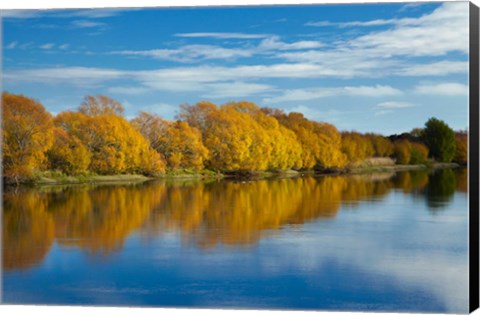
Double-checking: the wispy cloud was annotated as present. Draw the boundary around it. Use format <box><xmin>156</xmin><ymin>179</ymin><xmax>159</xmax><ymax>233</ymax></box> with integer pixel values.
<box><xmin>399</xmin><ymin>3</ymin><xmax>429</xmax><ymax>12</ymax></box>
<box><xmin>201</xmin><ymin>82</ymin><xmax>274</xmax><ymax>99</ymax></box>
<box><xmin>1</xmin><ymin>10</ymin><xmax>41</xmax><ymax>19</ymax></box>
<box><xmin>5</xmin><ymin>41</ymin><xmax>18</xmax><ymax>49</ymax></box>
<box><xmin>112</xmin><ymin>36</ymin><xmax>323</xmax><ymax>63</ymax></box>
<box><xmin>175</xmin><ymin>32</ymin><xmax>270</xmax><ymax>39</ymax></box>
<box><xmin>377</xmin><ymin>101</ymin><xmax>414</xmax><ymax>108</ymax></box>
<box><xmin>71</xmin><ymin>20</ymin><xmax>106</xmax><ymax>28</ymax></box>
<box><xmin>288</xmin><ymin>2</ymin><xmax>468</xmax><ymax>78</ymax></box>
<box><xmin>112</xmin><ymin>45</ymin><xmax>252</xmax><ymax>63</ymax></box>
<box><xmin>264</xmin><ymin>85</ymin><xmax>402</xmax><ymax>103</ymax></box>
<box><xmin>2</xmin><ymin>8</ymin><xmax>131</xmax><ymax>19</ymax></box>
<box><xmin>3</xmin><ymin>66</ymin><xmax>125</xmax><ymax>88</ymax></box>
<box><xmin>107</xmin><ymin>86</ymin><xmax>150</xmax><ymax>95</ymax></box>
<box><xmin>396</xmin><ymin>61</ymin><xmax>468</xmax><ymax>77</ymax></box>
<box><xmin>414</xmin><ymin>82</ymin><xmax>468</xmax><ymax>96</ymax></box>
<box><xmin>40</xmin><ymin>43</ymin><xmax>55</xmax><ymax>50</ymax></box>
<box><xmin>306</xmin><ymin>19</ymin><xmax>396</xmax><ymax>28</ymax></box>
<box><xmin>257</xmin><ymin>36</ymin><xmax>322</xmax><ymax>50</ymax></box>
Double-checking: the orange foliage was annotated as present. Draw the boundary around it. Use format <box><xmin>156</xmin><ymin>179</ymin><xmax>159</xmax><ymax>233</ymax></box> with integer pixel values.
<box><xmin>47</xmin><ymin>128</ymin><xmax>91</xmax><ymax>174</ymax></box>
<box><xmin>266</xmin><ymin>110</ymin><xmax>347</xmax><ymax>169</ymax></box>
<box><xmin>454</xmin><ymin>131</ymin><xmax>467</xmax><ymax>164</ymax></box>
<box><xmin>341</xmin><ymin>132</ymin><xmax>375</xmax><ymax>163</ymax></box>
<box><xmin>367</xmin><ymin>133</ymin><xmax>394</xmax><ymax>157</ymax></box>
<box><xmin>393</xmin><ymin>139</ymin><xmax>412</xmax><ymax>165</ymax></box>
<box><xmin>54</xmin><ymin>111</ymin><xmax>165</xmax><ymax>175</ymax></box>
<box><xmin>2</xmin><ymin>92</ymin><xmax>54</xmax><ymax>181</ymax></box>
<box><xmin>132</xmin><ymin>112</ymin><xmax>209</xmax><ymax>170</ymax></box>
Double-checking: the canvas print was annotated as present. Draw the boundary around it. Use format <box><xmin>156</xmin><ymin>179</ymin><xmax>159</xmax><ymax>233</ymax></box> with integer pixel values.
<box><xmin>1</xmin><ymin>1</ymin><xmax>475</xmax><ymax>313</ymax></box>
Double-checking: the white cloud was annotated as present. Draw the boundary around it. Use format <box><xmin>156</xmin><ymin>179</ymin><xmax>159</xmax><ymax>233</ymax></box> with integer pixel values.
<box><xmin>257</xmin><ymin>36</ymin><xmax>322</xmax><ymax>51</ymax></box>
<box><xmin>377</xmin><ymin>101</ymin><xmax>414</xmax><ymax>108</ymax></box>
<box><xmin>396</xmin><ymin>61</ymin><xmax>468</xmax><ymax>77</ymax></box>
<box><xmin>284</xmin><ymin>3</ymin><xmax>468</xmax><ymax>79</ymax></box>
<box><xmin>1</xmin><ymin>10</ymin><xmax>40</xmax><ymax>19</ymax></box>
<box><xmin>5</xmin><ymin>41</ymin><xmax>18</xmax><ymax>49</ymax></box>
<box><xmin>201</xmin><ymin>82</ymin><xmax>274</xmax><ymax>99</ymax></box>
<box><xmin>2</xmin><ymin>8</ymin><xmax>131</xmax><ymax>19</ymax></box>
<box><xmin>18</xmin><ymin>42</ymin><xmax>34</xmax><ymax>49</ymax></box>
<box><xmin>174</xmin><ymin>32</ymin><xmax>270</xmax><ymax>39</ymax></box>
<box><xmin>71</xmin><ymin>20</ymin><xmax>106</xmax><ymax>28</ymax></box>
<box><xmin>113</xmin><ymin>45</ymin><xmax>252</xmax><ymax>63</ymax></box>
<box><xmin>414</xmin><ymin>82</ymin><xmax>468</xmax><ymax>96</ymax></box>
<box><xmin>58</xmin><ymin>44</ymin><xmax>70</xmax><ymax>50</ymax></box>
<box><xmin>107</xmin><ymin>86</ymin><xmax>150</xmax><ymax>95</ymax></box>
<box><xmin>4</xmin><ymin>66</ymin><xmax>125</xmax><ymax>87</ymax></box>
<box><xmin>113</xmin><ymin>36</ymin><xmax>323</xmax><ymax>63</ymax></box>
<box><xmin>306</xmin><ymin>19</ymin><xmax>396</xmax><ymax>28</ymax></box>
<box><xmin>348</xmin><ymin>2</ymin><xmax>468</xmax><ymax>57</ymax></box>
<box><xmin>264</xmin><ymin>85</ymin><xmax>402</xmax><ymax>103</ymax></box>
<box><xmin>40</xmin><ymin>43</ymin><xmax>55</xmax><ymax>50</ymax></box>
<box><xmin>343</xmin><ymin>85</ymin><xmax>401</xmax><ymax>97</ymax></box>
<box><xmin>399</xmin><ymin>3</ymin><xmax>427</xmax><ymax>12</ymax></box>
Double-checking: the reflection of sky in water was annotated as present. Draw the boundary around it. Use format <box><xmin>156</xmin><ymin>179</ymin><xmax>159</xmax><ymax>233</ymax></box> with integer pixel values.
<box><xmin>3</xmin><ymin>170</ymin><xmax>468</xmax><ymax>313</ymax></box>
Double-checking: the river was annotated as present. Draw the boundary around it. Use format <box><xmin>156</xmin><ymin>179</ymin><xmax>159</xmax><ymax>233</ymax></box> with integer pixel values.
<box><xmin>2</xmin><ymin>168</ymin><xmax>469</xmax><ymax>313</ymax></box>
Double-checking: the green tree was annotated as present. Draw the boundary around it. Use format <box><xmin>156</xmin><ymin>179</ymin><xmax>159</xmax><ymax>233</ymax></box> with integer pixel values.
<box><xmin>422</xmin><ymin>118</ymin><xmax>456</xmax><ymax>162</ymax></box>
<box><xmin>410</xmin><ymin>142</ymin><xmax>429</xmax><ymax>165</ymax></box>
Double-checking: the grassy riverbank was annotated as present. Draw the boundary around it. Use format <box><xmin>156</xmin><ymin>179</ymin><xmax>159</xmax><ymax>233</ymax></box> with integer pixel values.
<box><xmin>11</xmin><ymin>158</ymin><xmax>460</xmax><ymax>186</ymax></box>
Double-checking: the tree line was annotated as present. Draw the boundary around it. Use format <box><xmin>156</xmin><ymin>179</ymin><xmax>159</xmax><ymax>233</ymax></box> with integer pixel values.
<box><xmin>1</xmin><ymin>92</ymin><xmax>468</xmax><ymax>183</ymax></box>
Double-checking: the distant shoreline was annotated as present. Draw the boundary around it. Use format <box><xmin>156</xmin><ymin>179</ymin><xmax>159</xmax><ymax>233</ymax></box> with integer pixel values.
<box><xmin>4</xmin><ymin>162</ymin><xmax>462</xmax><ymax>187</ymax></box>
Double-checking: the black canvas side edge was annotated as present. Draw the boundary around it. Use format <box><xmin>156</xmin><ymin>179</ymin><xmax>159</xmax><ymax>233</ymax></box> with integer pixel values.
<box><xmin>470</xmin><ymin>1</ymin><xmax>480</xmax><ymax>313</ymax></box>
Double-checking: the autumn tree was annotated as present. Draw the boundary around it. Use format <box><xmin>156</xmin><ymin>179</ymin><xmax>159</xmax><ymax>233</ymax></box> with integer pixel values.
<box><xmin>266</xmin><ymin>110</ymin><xmax>347</xmax><ymax>169</ymax></box>
<box><xmin>242</xmin><ymin>105</ymin><xmax>303</xmax><ymax>170</ymax></box>
<box><xmin>79</xmin><ymin>95</ymin><xmax>125</xmax><ymax>116</ymax></box>
<box><xmin>55</xmin><ymin>110</ymin><xmax>165</xmax><ymax>175</ymax></box>
<box><xmin>410</xmin><ymin>142</ymin><xmax>429</xmax><ymax>165</ymax></box>
<box><xmin>367</xmin><ymin>133</ymin><xmax>394</xmax><ymax>157</ymax></box>
<box><xmin>225</xmin><ymin>102</ymin><xmax>303</xmax><ymax>170</ymax></box>
<box><xmin>393</xmin><ymin>139</ymin><xmax>412</xmax><ymax>165</ymax></box>
<box><xmin>132</xmin><ymin>112</ymin><xmax>209</xmax><ymax>170</ymax></box>
<box><xmin>422</xmin><ymin>117</ymin><xmax>456</xmax><ymax>162</ymax></box>
<box><xmin>454</xmin><ymin>131</ymin><xmax>467</xmax><ymax>164</ymax></box>
<box><xmin>47</xmin><ymin>127</ymin><xmax>91</xmax><ymax>174</ymax></box>
<box><xmin>2</xmin><ymin>92</ymin><xmax>54</xmax><ymax>182</ymax></box>
<box><xmin>341</xmin><ymin>132</ymin><xmax>374</xmax><ymax>163</ymax></box>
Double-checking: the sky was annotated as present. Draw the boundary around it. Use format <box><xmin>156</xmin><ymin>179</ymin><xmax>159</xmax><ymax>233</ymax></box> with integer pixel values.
<box><xmin>1</xmin><ymin>1</ymin><xmax>469</xmax><ymax>135</ymax></box>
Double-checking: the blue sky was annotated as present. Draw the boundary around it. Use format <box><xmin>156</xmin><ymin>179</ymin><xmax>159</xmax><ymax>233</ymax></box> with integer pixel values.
<box><xmin>2</xmin><ymin>1</ymin><xmax>469</xmax><ymax>135</ymax></box>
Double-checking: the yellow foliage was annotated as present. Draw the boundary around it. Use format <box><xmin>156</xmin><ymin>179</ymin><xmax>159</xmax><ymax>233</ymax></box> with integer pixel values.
<box><xmin>367</xmin><ymin>133</ymin><xmax>394</xmax><ymax>157</ymax></box>
<box><xmin>55</xmin><ymin>111</ymin><xmax>165</xmax><ymax>175</ymax></box>
<box><xmin>3</xmin><ymin>191</ymin><xmax>55</xmax><ymax>270</ymax></box>
<box><xmin>266</xmin><ymin>110</ymin><xmax>347</xmax><ymax>169</ymax></box>
<box><xmin>454</xmin><ymin>131</ymin><xmax>467</xmax><ymax>164</ymax></box>
<box><xmin>132</xmin><ymin>112</ymin><xmax>209</xmax><ymax>170</ymax></box>
<box><xmin>393</xmin><ymin>139</ymin><xmax>412</xmax><ymax>165</ymax></box>
<box><xmin>341</xmin><ymin>132</ymin><xmax>375</xmax><ymax>163</ymax></box>
<box><xmin>47</xmin><ymin>128</ymin><xmax>91</xmax><ymax>174</ymax></box>
<box><xmin>2</xmin><ymin>92</ymin><xmax>54</xmax><ymax>181</ymax></box>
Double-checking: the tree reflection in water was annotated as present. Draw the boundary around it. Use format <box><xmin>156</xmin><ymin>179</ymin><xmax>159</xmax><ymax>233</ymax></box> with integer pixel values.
<box><xmin>3</xmin><ymin>168</ymin><xmax>467</xmax><ymax>270</ymax></box>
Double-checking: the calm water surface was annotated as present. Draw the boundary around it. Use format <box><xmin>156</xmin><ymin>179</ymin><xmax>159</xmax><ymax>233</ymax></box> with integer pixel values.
<box><xmin>2</xmin><ymin>169</ymin><xmax>469</xmax><ymax>312</ymax></box>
